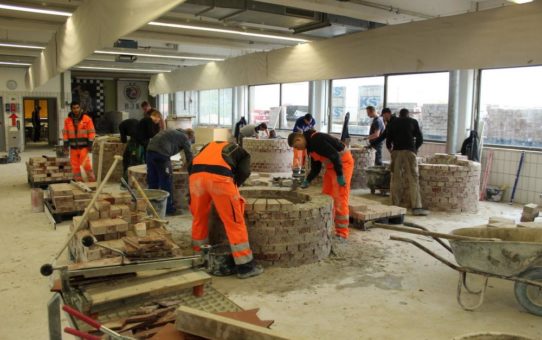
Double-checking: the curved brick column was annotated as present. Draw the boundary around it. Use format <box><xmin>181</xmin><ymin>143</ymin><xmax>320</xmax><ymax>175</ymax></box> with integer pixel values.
<box><xmin>350</xmin><ymin>147</ymin><xmax>375</xmax><ymax>189</ymax></box>
<box><xmin>127</xmin><ymin>163</ymin><xmax>189</xmax><ymax>210</ymax></box>
<box><xmin>417</xmin><ymin>154</ymin><xmax>481</xmax><ymax>212</ymax></box>
<box><xmin>209</xmin><ymin>187</ymin><xmax>334</xmax><ymax>267</ymax></box>
<box><xmin>243</xmin><ymin>138</ymin><xmax>293</xmax><ymax>173</ymax></box>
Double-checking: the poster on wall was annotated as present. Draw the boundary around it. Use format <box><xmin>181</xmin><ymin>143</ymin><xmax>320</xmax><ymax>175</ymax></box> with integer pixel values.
<box><xmin>117</xmin><ymin>80</ymin><xmax>149</xmax><ymax>119</ymax></box>
<box><xmin>71</xmin><ymin>79</ymin><xmax>104</xmax><ymax>119</ymax></box>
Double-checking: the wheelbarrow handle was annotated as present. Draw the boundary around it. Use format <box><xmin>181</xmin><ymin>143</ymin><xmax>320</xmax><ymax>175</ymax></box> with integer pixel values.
<box><xmin>62</xmin><ymin>305</ymin><xmax>101</xmax><ymax>329</ymax></box>
<box><xmin>372</xmin><ymin>222</ymin><xmax>501</xmax><ymax>242</ymax></box>
<box><xmin>64</xmin><ymin>327</ymin><xmax>101</xmax><ymax>340</ymax></box>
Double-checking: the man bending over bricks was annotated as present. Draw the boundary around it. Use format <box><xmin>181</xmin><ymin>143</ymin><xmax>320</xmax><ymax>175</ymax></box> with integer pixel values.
<box><xmin>188</xmin><ymin>141</ymin><xmax>264</xmax><ymax>279</ymax></box>
<box><xmin>288</xmin><ymin>129</ymin><xmax>354</xmax><ymax>241</ymax></box>
<box><xmin>146</xmin><ymin>129</ymin><xmax>194</xmax><ymax>216</ymax></box>
<box><xmin>63</xmin><ymin>101</ymin><xmax>96</xmax><ymax>182</ymax></box>
<box><xmin>385</xmin><ymin>108</ymin><xmax>429</xmax><ymax>216</ymax></box>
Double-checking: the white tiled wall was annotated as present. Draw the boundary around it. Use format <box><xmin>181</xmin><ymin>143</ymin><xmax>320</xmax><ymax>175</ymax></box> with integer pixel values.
<box><xmin>480</xmin><ymin>148</ymin><xmax>542</xmax><ymax>204</ymax></box>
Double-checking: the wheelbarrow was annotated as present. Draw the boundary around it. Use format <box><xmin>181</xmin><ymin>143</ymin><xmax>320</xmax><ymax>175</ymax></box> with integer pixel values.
<box><xmin>366</xmin><ymin>165</ymin><xmax>390</xmax><ymax>195</ymax></box>
<box><xmin>370</xmin><ymin>222</ymin><xmax>542</xmax><ymax>316</ymax></box>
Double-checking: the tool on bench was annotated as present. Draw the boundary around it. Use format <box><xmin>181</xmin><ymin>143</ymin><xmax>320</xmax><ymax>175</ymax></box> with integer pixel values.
<box><xmin>63</xmin><ymin>305</ymin><xmax>135</xmax><ymax>340</ymax></box>
<box><xmin>40</xmin><ymin>155</ymin><xmax>123</xmax><ymax>277</ymax></box>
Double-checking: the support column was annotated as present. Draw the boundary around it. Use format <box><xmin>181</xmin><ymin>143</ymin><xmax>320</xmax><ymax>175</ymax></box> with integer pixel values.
<box><xmin>447</xmin><ymin>71</ymin><xmax>460</xmax><ymax>154</ymax></box>
<box><xmin>310</xmin><ymin>80</ymin><xmax>329</xmax><ymax>132</ymax></box>
<box><xmin>233</xmin><ymin>86</ymin><xmax>248</xmax><ymax>128</ymax></box>
<box><xmin>447</xmin><ymin>70</ymin><xmax>475</xmax><ymax>154</ymax></box>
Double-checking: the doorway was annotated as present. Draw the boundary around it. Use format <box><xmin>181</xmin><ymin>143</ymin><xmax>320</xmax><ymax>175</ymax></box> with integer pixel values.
<box><xmin>0</xmin><ymin>97</ymin><xmax>4</xmax><ymax>152</ymax></box>
<box><xmin>23</xmin><ymin>97</ymin><xmax>58</xmax><ymax>147</ymax></box>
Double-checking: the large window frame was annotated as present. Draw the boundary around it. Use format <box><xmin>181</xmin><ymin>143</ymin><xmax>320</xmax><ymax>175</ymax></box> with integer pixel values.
<box><xmin>197</xmin><ymin>88</ymin><xmax>234</xmax><ymax>128</ymax></box>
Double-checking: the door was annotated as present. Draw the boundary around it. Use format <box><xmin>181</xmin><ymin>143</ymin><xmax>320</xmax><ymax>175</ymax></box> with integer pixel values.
<box><xmin>0</xmin><ymin>97</ymin><xmax>5</xmax><ymax>152</ymax></box>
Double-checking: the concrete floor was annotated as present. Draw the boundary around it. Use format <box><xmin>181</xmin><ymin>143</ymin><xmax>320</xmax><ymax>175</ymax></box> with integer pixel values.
<box><xmin>1</xmin><ymin>146</ymin><xmax>541</xmax><ymax>340</ymax></box>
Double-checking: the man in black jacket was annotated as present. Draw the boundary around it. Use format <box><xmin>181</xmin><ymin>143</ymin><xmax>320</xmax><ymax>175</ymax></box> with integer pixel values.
<box><xmin>386</xmin><ymin>108</ymin><xmax>428</xmax><ymax>216</ymax></box>
<box><xmin>119</xmin><ymin>118</ymin><xmax>142</xmax><ymax>180</ymax></box>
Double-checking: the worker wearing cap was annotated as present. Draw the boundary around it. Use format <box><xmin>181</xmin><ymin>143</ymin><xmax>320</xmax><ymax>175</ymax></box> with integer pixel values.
<box><xmin>63</xmin><ymin>101</ymin><xmax>96</xmax><ymax>182</ymax></box>
<box><xmin>288</xmin><ymin>129</ymin><xmax>354</xmax><ymax>240</ymax></box>
<box><xmin>146</xmin><ymin>128</ymin><xmax>194</xmax><ymax>216</ymax></box>
<box><xmin>292</xmin><ymin>113</ymin><xmax>316</xmax><ymax>174</ymax></box>
<box><xmin>188</xmin><ymin>141</ymin><xmax>263</xmax><ymax>279</ymax></box>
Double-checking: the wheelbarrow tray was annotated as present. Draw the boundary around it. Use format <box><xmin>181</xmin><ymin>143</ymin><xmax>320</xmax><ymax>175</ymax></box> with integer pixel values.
<box><xmin>449</xmin><ymin>227</ymin><xmax>542</xmax><ymax>277</ymax></box>
<box><xmin>366</xmin><ymin>166</ymin><xmax>391</xmax><ymax>190</ymax></box>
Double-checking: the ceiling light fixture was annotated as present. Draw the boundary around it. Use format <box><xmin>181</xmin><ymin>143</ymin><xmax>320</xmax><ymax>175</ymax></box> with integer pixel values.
<box><xmin>0</xmin><ymin>42</ymin><xmax>45</xmax><ymax>49</ymax></box>
<box><xmin>94</xmin><ymin>50</ymin><xmax>224</xmax><ymax>61</ymax></box>
<box><xmin>75</xmin><ymin>66</ymin><xmax>172</xmax><ymax>73</ymax></box>
<box><xmin>507</xmin><ymin>0</ymin><xmax>533</xmax><ymax>3</ymax></box>
<box><xmin>0</xmin><ymin>61</ymin><xmax>31</xmax><ymax>66</ymax></box>
<box><xmin>0</xmin><ymin>4</ymin><xmax>71</xmax><ymax>16</ymax></box>
<box><xmin>148</xmin><ymin>21</ymin><xmax>310</xmax><ymax>43</ymax></box>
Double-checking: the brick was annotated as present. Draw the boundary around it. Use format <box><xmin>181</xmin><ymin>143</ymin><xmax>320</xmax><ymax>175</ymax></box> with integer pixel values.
<box><xmin>252</xmin><ymin>199</ymin><xmax>267</xmax><ymax>212</ymax></box>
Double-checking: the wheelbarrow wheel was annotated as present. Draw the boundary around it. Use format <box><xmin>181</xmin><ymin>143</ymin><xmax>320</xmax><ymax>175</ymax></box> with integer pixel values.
<box><xmin>514</xmin><ymin>267</ymin><xmax>542</xmax><ymax>316</ymax></box>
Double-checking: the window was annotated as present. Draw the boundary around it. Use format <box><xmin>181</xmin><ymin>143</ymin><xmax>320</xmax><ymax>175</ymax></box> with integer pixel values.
<box><xmin>480</xmin><ymin>66</ymin><xmax>542</xmax><ymax>148</ymax></box>
<box><xmin>219</xmin><ymin>88</ymin><xmax>233</xmax><ymax>127</ymax></box>
<box><xmin>249</xmin><ymin>84</ymin><xmax>280</xmax><ymax>125</ymax></box>
<box><xmin>281</xmin><ymin>82</ymin><xmax>309</xmax><ymax>130</ymax></box>
<box><xmin>198</xmin><ymin>90</ymin><xmax>219</xmax><ymax>125</ymax></box>
<box><xmin>387</xmin><ymin>72</ymin><xmax>449</xmax><ymax>141</ymax></box>
<box><xmin>158</xmin><ymin>94</ymin><xmax>170</xmax><ymax>118</ymax></box>
<box><xmin>331</xmin><ymin>77</ymin><xmax>384</xmax><ymax>135</ymax></box>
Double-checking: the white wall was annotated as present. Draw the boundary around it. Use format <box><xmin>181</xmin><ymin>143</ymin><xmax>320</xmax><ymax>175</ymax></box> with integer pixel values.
<box><xmin>1</xmin><ymin>67</ymin><xmax>71</xmax><ymax>151</ymax></box>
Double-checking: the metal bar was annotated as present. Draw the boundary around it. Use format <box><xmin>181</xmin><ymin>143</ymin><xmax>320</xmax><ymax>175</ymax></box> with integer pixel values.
<box><xmin>374</xmin><ymin>222</ymin><xmax>501</xmax><ymax>242</ymax></box>
<box><xmin>219</xmin><ymin>8</ymin><xmax>246</xmax><ymax>21</ymax></box>
<box><xmin>44</xmin><ymin>199</ymin><xmax>57</xmax><ymax>230</ymax></box>
<box><xmin>402</xmin><ymin>221</ymin><xmax>452</xmax><ymax>252</ymax></box>
<box><xmin>390</xmin><ymin>236</ymin><xmax>461</xmax><ymax>271</ymax></box>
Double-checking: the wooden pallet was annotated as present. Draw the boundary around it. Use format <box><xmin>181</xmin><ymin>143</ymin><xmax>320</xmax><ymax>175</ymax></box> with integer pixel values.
<box><xmin>349</xmin><ymin>196</ymin><xmax>406</xmax><ymax>229</ymax></box>
<box><xmin>28</xmin><ymin>175</ymin><xmax>71</xmax><ymax>189</ymax></box>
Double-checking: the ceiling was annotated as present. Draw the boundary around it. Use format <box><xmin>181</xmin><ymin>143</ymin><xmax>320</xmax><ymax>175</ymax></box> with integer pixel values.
<box><xmin>0</xmin><ymin>0</ymin><xmax>519</xmax><ymax>79</ymax></box>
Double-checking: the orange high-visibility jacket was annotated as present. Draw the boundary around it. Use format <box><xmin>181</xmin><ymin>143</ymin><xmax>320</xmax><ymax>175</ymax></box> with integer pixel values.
<box><xmin>63</xmin><ymin>113</ymin><xmax>95</xmax><ymax>149</ymax></box>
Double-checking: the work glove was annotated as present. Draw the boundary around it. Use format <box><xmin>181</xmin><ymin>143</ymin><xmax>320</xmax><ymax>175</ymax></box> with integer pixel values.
<box><xmin>300</xmin><ymin>179</ymin><xmax>310</xmax><ymax>189</ymax></box>
<box><xmin>337</xmin><ymin>175</ymin><xmax>346</xmax><ymax>187</ymax></box>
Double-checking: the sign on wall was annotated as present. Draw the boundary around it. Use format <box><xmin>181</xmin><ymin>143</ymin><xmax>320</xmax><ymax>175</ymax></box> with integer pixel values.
<box><xmin>117</xmin><ymin>80</ymin><xmax>149</xmax><ymax>119</ymax></box>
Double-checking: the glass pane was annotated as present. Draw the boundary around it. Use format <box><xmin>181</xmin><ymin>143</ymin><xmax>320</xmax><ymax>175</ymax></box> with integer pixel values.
<box><xmin>158</xmin><ymin>94</ymin><xmax>170</xmax><ymax>117</ymax></box>
<box><xmin>480</xmin><ymin>66</ymin><xmax>542</xmax><ymax>148</ymax></box>
<box><xmin>199</xmin><ymin>90</ymin><xmax>219</xmax><ymax>125</ymax></box>
<box><xmin>219</xmin><ymin>88</ymin><xmax>233</xmax><ymax>127</ymax></box>
<box><xmin>387</xmin><ymin>72</ymin><xmax>449</xmax><ymax>141</ymax></box>
<box><xmin>175</xmin><ymin>91</ymin><xmax>185</xmax><ymax>115</ymax></box>
<box><xmin>281</xmin><ymin>82</ymin><xmax>309</xmax><ymax>130</ymax></box>
<box><xmin>249</xmin><ymin>84</ymin><xmax>280</xmax><ymax>124</ymax></box>
<box><xmin>331</xmin><ymin>77</ymin><xmax>384</xmax><ymax>134</ymax></box>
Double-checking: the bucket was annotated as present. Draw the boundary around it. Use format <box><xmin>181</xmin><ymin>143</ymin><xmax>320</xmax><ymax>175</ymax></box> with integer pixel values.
<box><xmin>138</xmin><ymin>189</ymin><xmax>169</xmax><ymax>219</ymax></box>
<box><xmin>31</xmin><ymin>188</ymin><xmax>44</xmax><ymax>213</ymax></box>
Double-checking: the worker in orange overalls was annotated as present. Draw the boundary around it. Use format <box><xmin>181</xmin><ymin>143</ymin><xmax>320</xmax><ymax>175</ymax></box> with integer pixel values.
<box><xmin>188</xmin><ymin>141</ymin><xmax>263</xmax><ymax>279</ymax></box>
<box><xmin>288</xmin><ymin>129</ymin><xmax>354</xmax><ymax>240</ymax></box>
<box><xmin>62</xmin><ymin>101</ymin><xmax>96</xmax><ymax>182</ymax></box>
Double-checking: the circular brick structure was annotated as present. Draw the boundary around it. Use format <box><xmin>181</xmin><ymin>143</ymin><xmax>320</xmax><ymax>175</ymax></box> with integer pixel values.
<box><xmin>127</xmin><ymin>163</ymin><xmax>189</xmax><ymax>210</ymax></box>
<box><xmin>209</xmin><ymin>187</ymin><xmax>333</xmax><ymax>267</ymax></box>
<box><xmin>350</xmin><ymin>147</ymin><xmax>375</xmax><ymax>189</ymax></box>
<box><xmin>416</xmin><ymin>154</ymin><xmax>481</xmax><ymax>212</ymax></box>
<box><xmin>243</xmin><ymin>138</ymin><xmax>293</xmax><ymax>173</ymax></box>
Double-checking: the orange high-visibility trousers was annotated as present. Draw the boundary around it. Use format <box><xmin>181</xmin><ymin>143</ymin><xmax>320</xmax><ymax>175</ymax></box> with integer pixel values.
<box><xmin>321</xmin><ymin>151</ymin><xmax>354</xmax><ymax>239</ymax></box>
<box><xmin>293</xmin><ymin>149</ymin><xmax>306</xmax><ymax>170</ymax></box>
<box><xmin>189</xmin><ymin>172</ymin><xmax>252</xmax><ymax>265</ymax></box>
<box><xmin>70</xmin><ymin>148</ymin><xmax>95</xmax><ymax>181</ymax></box>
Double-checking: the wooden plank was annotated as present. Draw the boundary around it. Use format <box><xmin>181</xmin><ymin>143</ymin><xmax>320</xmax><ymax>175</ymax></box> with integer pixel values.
<box><xmin>85</xmin><ymin>270</ymin><xmax>211</xmax><ymax>306</ymax></box>
<box><xmin>175</xmin><ymin>306</ymin><xmax>289</xmax><ymax>340</ymax></box>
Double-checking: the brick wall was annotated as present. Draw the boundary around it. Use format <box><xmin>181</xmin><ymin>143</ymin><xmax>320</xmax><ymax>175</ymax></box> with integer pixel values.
<box><xmin>243</xmin><ymin>138</ymin><xmax>293</xmax><ymax>173</ymax></box>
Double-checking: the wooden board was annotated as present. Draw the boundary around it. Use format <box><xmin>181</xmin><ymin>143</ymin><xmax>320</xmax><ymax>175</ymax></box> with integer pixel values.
<box><xmin>175</xmin><ymin>306</ymin><xmax>288</xmax><ymax>340</ymax></box>
<box><xmin>83</xmin><ymin>270</ymin><xmax>211</xmax><ymax>307</ymax></box>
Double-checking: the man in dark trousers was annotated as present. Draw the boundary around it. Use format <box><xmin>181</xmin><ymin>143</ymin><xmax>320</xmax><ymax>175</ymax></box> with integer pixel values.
<box><xmin>288</xmin><ymin>129</ymin><xmax>354</xmax><ymax>241</ymax></box>
<box><xmin>146</xmin><ymin>129</ymin><xmax>194</xmax><ymax>216</ymax></box>
<box><xmin>119</xmin><ymin>118</ymin><xmax>144</xmax><ymax>180</ymax></box>
<box><xmin>365</xmin><ymin>106</ymin><xmax>385</xmax><ymax>165</ymax></box>
<box><xmin>31</xmin><ymin>105</ymin><xmax>41</xmax><ymax>142</ymax></box>
<box><xmin>369</xmin><ymin>108</ymin><xmax>394</xmax><ymax>152</ymax></box>
<box><xmin>386</xmin><ymin>108</ymin><xmax>428</xmax><ymax>216</ymax></box>
<box><xmin>188</xmin><ymin>141</ymin><xmax>263</xmax><ymax>279</ymax></box>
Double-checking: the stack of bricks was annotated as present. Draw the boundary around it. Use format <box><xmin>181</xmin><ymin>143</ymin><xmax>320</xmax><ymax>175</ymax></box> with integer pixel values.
<box><xmin>350</xmin><ymin>147</ymin><xmax>375</xmax><ymax>189</ymax></box>
<box><xmin>27</xmin><ymin>156</ymin><xmax>72</xmax><ymax>183</ymax></box>
<box><xmin>243</xmin><ymin>138</ymin><xmax>293</xmax><ymax>173</ymax></box>
<box><xmin>69</xmin><ymin>191</ymin><xmax>180</xmax><ymax>262</ymax></box>
<box><xmin>209</xmin><ymin>187</ymin><xmax>333</xmax><ymax>267</ymax></box>
<box><xmin>92</xmin><ymin>137</ymin><xmax>126</xmax><ymax>183</ymax></box>
<box><xmin>483</xmin><ymin>107</ymin><xmax>542</xmax><ymax>146</ymax></box>
<box><xmin>48</xmin><ymin>183</ymin><xmax>94</xmax><ymax>212</ymax></box>
<box><xmin>413</xmin><ymin>154</ymin><xmax>481</xmax><ymax>212</ymax></box>
<box><xmin>420</xmin><ymin>104</ymin><xmax>448</xmax><ymax>140</ymax></box>
<box><xmin>127</xmin><ymin>163</ymin><xmax>189</xmax><ymax>210</ymax></box>
<box><xmin>521</xmin><ymin>203</ymin><xmax>540</xmax><ymax>222</ymax></box>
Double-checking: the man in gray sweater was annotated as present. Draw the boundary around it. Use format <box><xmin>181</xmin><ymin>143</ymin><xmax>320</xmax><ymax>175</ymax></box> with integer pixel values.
<box><xmin>146</xmin><ymin>129</ymin><xmax>195</xmax><ymax>215</ymax></box>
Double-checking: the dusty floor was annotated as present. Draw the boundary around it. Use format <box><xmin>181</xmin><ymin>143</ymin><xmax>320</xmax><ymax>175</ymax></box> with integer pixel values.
<box><xmin>1</xmin><ymin>146</ymin><xmax>541</xmax><ymax>340</ymax></box>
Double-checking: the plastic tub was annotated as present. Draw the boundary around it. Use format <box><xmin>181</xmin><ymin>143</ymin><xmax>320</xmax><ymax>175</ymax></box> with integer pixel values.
<box><xmin>138</xmin><ymin>189</ymin><xmax>170</xmax><ymax>219</ymax></box>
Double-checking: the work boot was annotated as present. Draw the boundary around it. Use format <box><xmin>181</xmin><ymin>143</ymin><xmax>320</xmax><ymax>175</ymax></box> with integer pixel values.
<box><xmin>330</xmin><ymin>235</ymin><xmax>348</xmax><ymax>257</ymax></box>
<box><xmin>412</xmin><ymin>208</ymin><xmax>429</xmax><ymax>216</ymax></box>
<box><xmin>236</xmin><ymin>260</ymin><xmax>264</xmax><ymax>279</ymax></box>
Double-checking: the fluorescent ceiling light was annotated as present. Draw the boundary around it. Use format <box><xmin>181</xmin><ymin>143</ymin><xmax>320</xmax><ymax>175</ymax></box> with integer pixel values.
<box><xmin>148</xmin><ymin>21</ymin><xmax>310</xmax><ymax>43</ymax></box>
<box><xmin>94</xmin><ymin>50</ymin><xmax>223</xmax><ymax>61</ymax></box>
<box><xmin>508</xmin><ymin>0</ymin><xmax>533</xmax><ymax>3</ymax></box>
<box><xmin>0</xmin><ymin>4</ymin><xmax>71</xmax><ymax>16</ymax></box>
<box><xmin>0</xmin><ymin>42</ymin><xmax>44</xmax><ymax>49</ymax></box>
<box><xmin>75</xmin><ymin>66</ymin><xmax>171</xmax><ymax>73</ymax></box>
<box><xmin>0</xmin><ymin>61</ymin><xmax>31</xmax><ymax>66</ymax></box>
